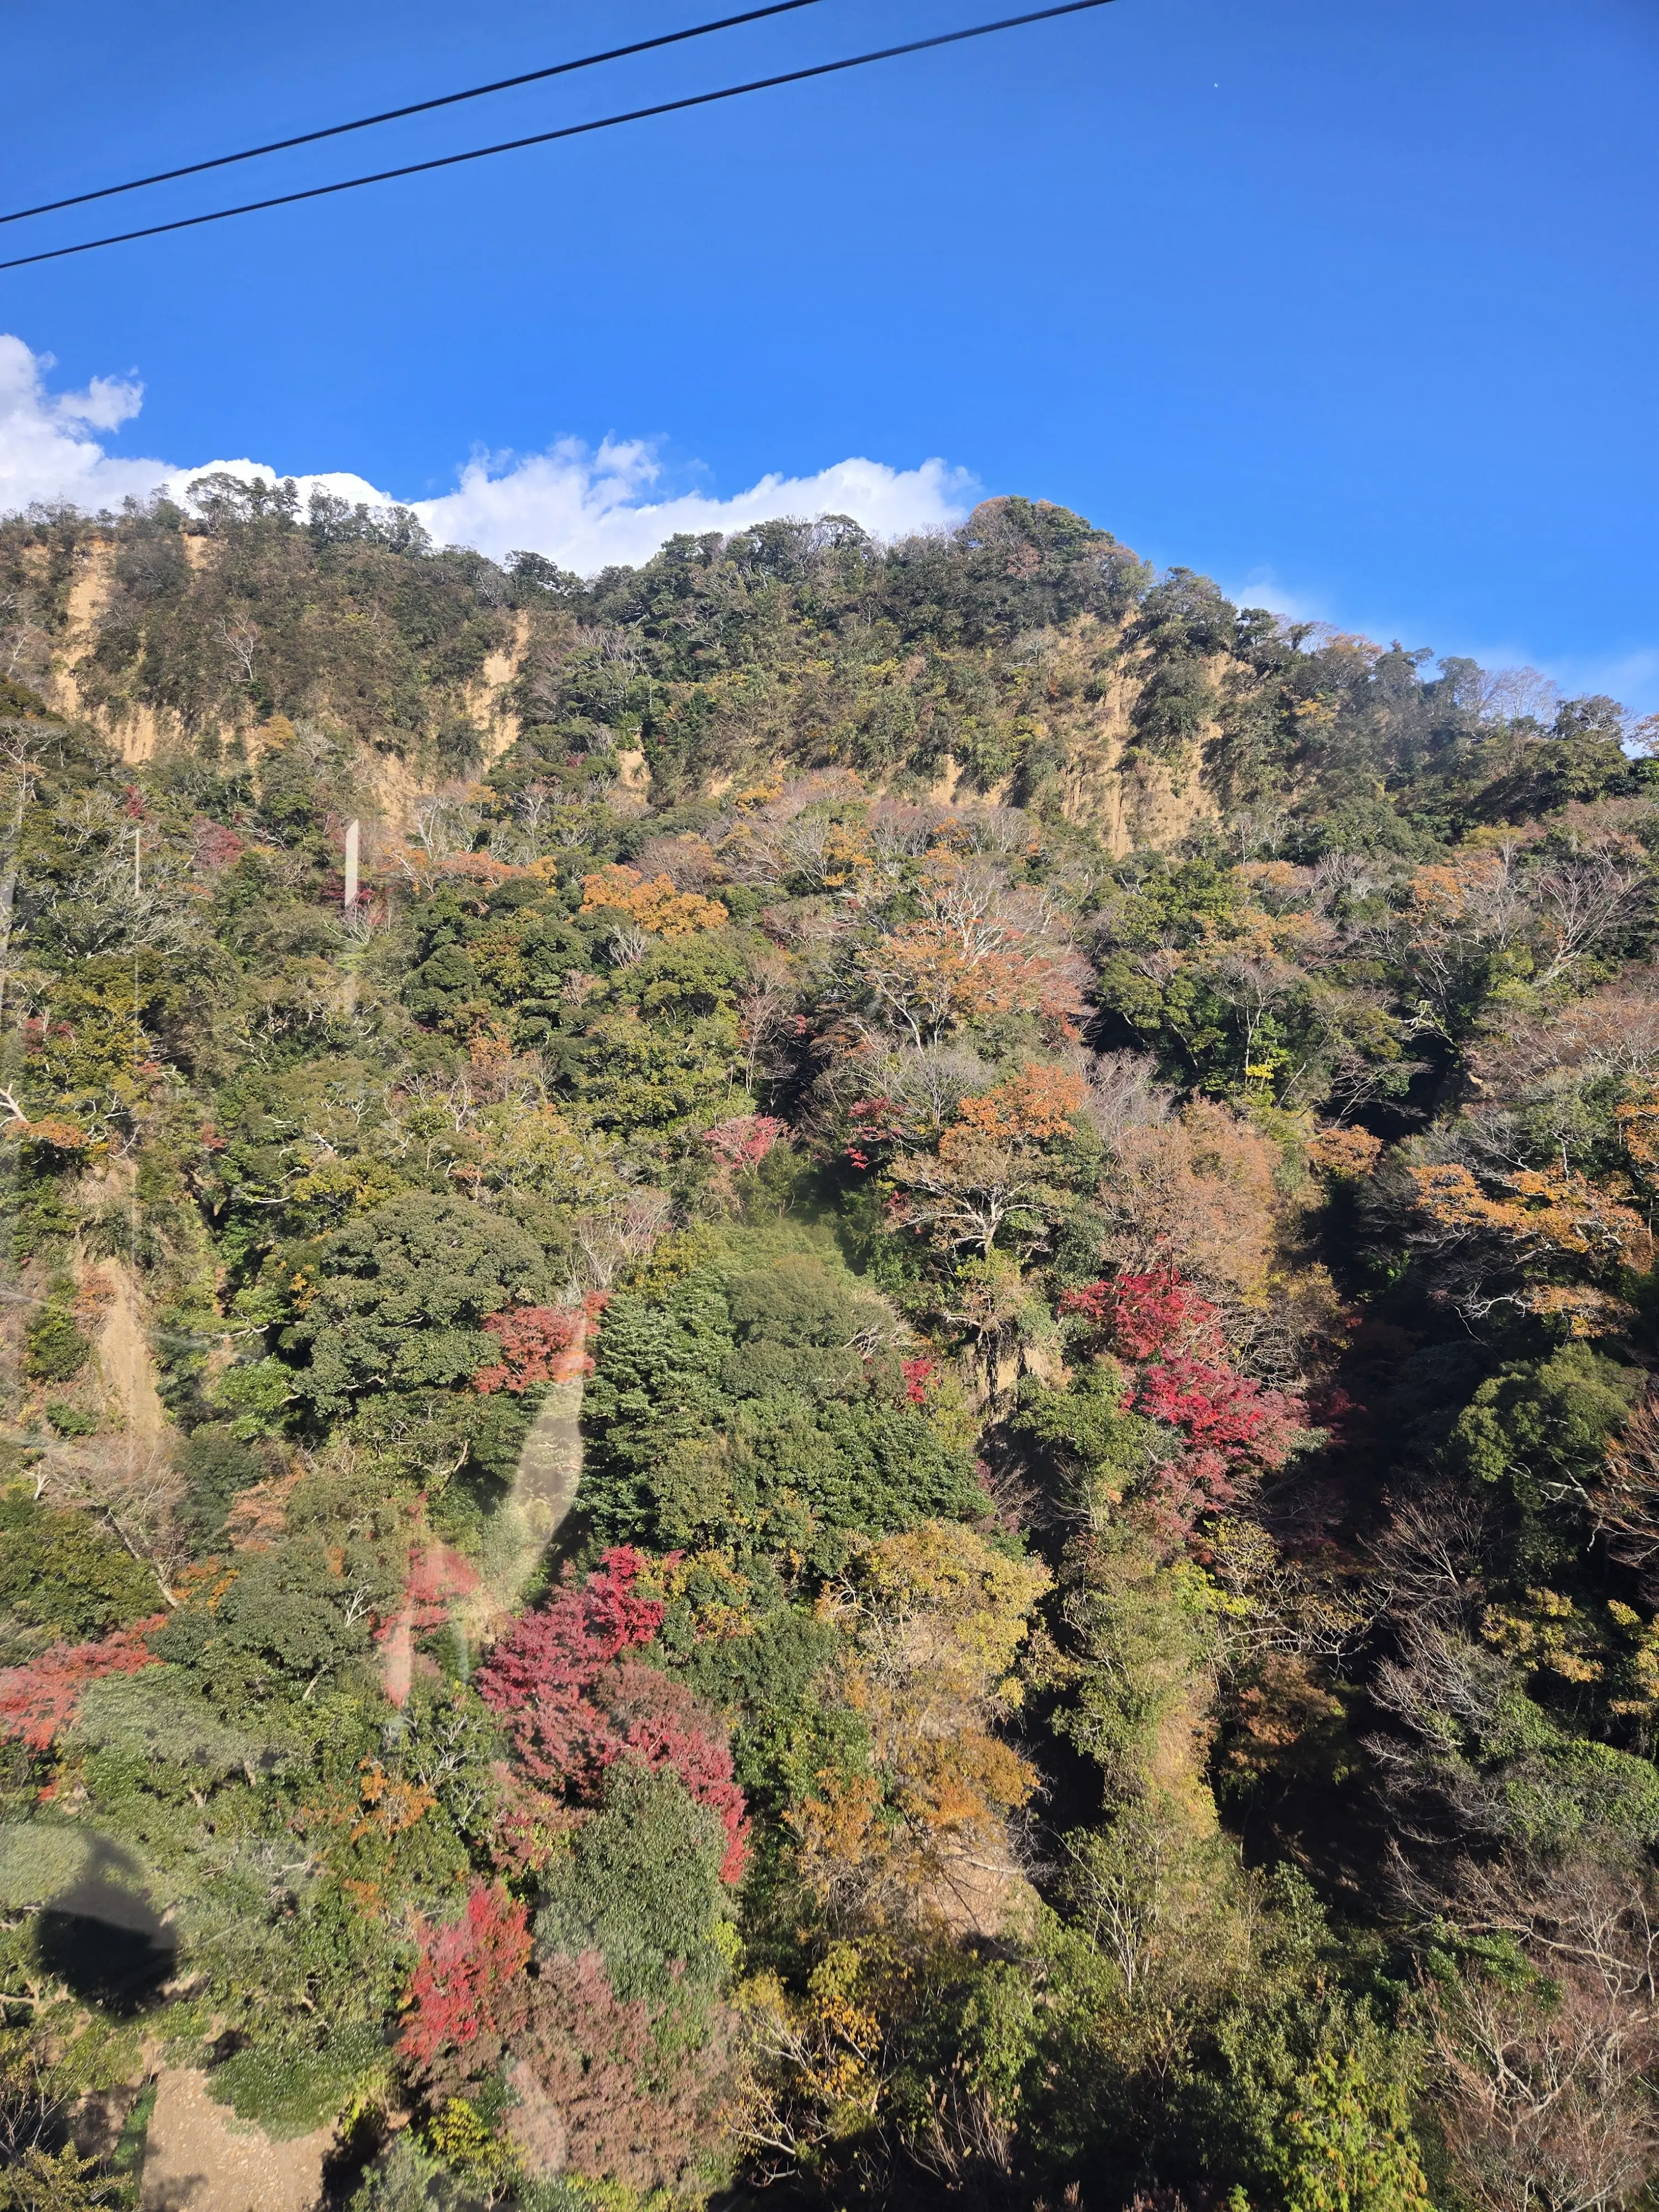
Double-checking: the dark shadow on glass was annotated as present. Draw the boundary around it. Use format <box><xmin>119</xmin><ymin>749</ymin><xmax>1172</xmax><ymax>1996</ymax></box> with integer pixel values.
<box><xmin>34</xmin><ymin>1837</ymin><xmax>176</xmax><ymax>2015</ymax></box>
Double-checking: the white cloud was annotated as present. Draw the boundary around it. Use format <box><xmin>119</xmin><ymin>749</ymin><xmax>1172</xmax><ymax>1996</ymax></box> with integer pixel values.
<box><xmin>418</xmin><ymin>437</ymin><xmax>975</xmax><ymax>569</ymax></box>
<box><xmin>1520</xmin><ymin>645</ymin><xmax>1659</xmax><ymax>718</ymax></box>
<box><xmin>156</xmin><ymin>457</ymin><xmax>395</xmax><ymax>513</ymax></box>
<box><xmin>1217</xmin><ymin>566</ymin><xmax>1363</xmax><ymax>635</ymax></box>
<box><xmin>17</xmin><ymin>331</ymin><xmax>1650</xmax><ymax>714</ymax></box>
<box><xmin>0</xmin><ymin>332</ymin><xmax>975</xmax><ymax>571</ymax></box>
<box><xmin>0</xmin><ymin>333</ymin><xmax>167</xmax><ymax>512</ymax></box>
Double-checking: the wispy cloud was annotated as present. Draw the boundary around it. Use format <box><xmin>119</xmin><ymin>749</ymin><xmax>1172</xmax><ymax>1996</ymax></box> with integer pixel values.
<box><xmin>0</xmin><ymin>332</ymin><xmax>975</xmax><ymax>571</ymax></box>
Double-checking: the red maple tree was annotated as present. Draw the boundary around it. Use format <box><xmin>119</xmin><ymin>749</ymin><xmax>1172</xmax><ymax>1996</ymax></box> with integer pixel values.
<box><xmin>901</xmin><ymin>1357</ymin><xmax>936</xmax><ymax>1406</ymax></box>
<box><xmin>477</xmin><ymin>1550</ymin><xmax>749</xmax><ymax>1882</ymax></box>
<box><xmin>1059</xmin><ymin>1269</ymin><xmax>1306</xmax><ymax>1538</ymax></box>
<box><xmin>399</xmin><ymin>1880</ymin><xmax>533</xmax><ymax>2066</ymax></box>
<box><xmin>0</xmin><ymin>1617</ymin><xmax>165</xmax><ymax>1752</ymax></box>
<box><xmin>702</xmin><ymin>1114</ymin><xmax>787</xmax><ymax>1168</ymax></box>
<box><xmin>1058</xmin><ymin>1269</ymin><xmax>1221</xmax><ymax>1360</ymax></box>
<box><xmin>378</xmin><ymin>1540</ymin><xmax>481</xmax><ymax>1708</ymax></box>
<box><xmin>473</xmin><ymin>1297</ymin><xmax>604</xmax><ymax>1394</ymax></box>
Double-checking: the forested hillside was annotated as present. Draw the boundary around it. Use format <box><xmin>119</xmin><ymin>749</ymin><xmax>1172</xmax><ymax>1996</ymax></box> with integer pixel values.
<box><xmin>3</xmin><ymin>479</ymin><xmax>1659</xmax><ymax>2212</ymax></box>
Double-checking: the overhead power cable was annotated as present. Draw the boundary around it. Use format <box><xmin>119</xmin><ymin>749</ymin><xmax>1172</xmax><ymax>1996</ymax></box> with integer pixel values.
<box><xmin>0</xmin><ymin>0</ymin><xmax>1116</xmax><ymax>274</ymax></box>
<box><xmin>0</xmin><ymin>0</ymin><xmax>826</xmax><ymax>229</ymax></box>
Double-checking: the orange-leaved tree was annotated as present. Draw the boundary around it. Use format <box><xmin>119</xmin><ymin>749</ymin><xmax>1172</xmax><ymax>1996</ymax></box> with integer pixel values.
<box><xmin>580</xmin><ymin>864</ymin><xmax>728</xmax><ymax>940</ymax></box>
<box><xmin>880</xmin><ymin>1062</ymin><xmax>1087</xmax><ymax>1259</ymax></box>
<box><xmin>1404</xmin><ymin>1150</ymin><xmax>1655</xmax><ymax>1329</ymax></box>
<box><xmin>786</xmin><ymin>1520</ymin><xmax>1050</xmax><ymax>1931</ymax></box>
<box><xmin>856</xmin><ymin>860</ymin><xmax>1086</xmax><ymax>1047</ymax></box>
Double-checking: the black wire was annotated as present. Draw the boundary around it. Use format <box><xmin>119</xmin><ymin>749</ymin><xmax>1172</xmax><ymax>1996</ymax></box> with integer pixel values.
<box><xmin>0</xmin><ymin>0</ymin><xmax>826</xmax><ymax>229</ymax></box>
<box><xmin>0</xmin><ymin>0</ymin><xmax>1116</xmax><ymax>275</ymax></box>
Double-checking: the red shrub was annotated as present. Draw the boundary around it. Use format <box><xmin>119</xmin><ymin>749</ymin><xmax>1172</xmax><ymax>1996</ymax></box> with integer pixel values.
<box><xmin>1058</xmin><ymin>1270</ymin><xmax>1223</xmax><ymax>1360</ymax></box>
<box><xmin>0</xmin><ymin>1618</ymin><xmax>165</xmax><ymax>1752</ymax></box>
<box><xmin>1059</xmin><ymin>1269</ymin><xmax>1307</xmax><ymax>1544</ymax></box>
<box><xmin>1139</xmin><ymin>1449</ymin><xmax>1240</xmax><ymax>1540</ymax></box>
<box><xmin>423</xmin><ymin>1947</ymin><xmax>734</xmax><ymax>2195</ymax></box>
<box><xmin>378</xmin><ymin>1542</ymin><xmax>482</xmax><ymax>1708</ymax></box>
<box><xmin>901</xmin><ymin>1357</ymin><xmax>936</xmax><ymax>1406</ymax></box>
<box><xmin>604</xmin><ymin>1660</ymin><xmax>749</xmax><ymax>1882</ymax></box>
<box><xmin>1134</xmin><ymin>1355</ymin><xmax>1303</xmax><ymax>1473</ymax></box>
<box><xmin>477</xmin><ymin>1552</ymin><xmax>749</xmax><ymax>1882</ymax></box>
<box><xmin>702</xmin><ymin>1114</ymin><xmax>787</xmax><ymax>1168</ymax></box>
<box><xmin>1056</xmin><ymin>1279</ymin><xmax>1112</xmax><ymax>1323</ymax></box>
<box><xmin>474</xmin><ymin>1300</ymin><xmax>602</xmax><ymax>1394</ymax></box>
<box><xmin>404</xmin><ymin>1542</ymin><xmax>480</xmax><ymax>1627</ymax></box>
<box><xmin>399</xmin><ymin>1880</ymin><xmax>532</xmax><ymax>2067</ymax></box>
<box><xmin>193</xmin><ymin>822</ymin><xmax>245</xmax><ymax>870</ymax></box>
<box><xmin>846</xmin><ymin>1095</ymin><xmax>901</xmax><ymax>1159</ymax></box>
<box><xmin>477</xmin><ymin>1550</ymin><xmax>664</xmax><ymax>1746</ymax></box>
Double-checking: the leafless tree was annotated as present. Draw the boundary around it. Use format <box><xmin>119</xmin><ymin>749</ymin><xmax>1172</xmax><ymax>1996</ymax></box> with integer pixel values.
<box><xmin>606</xmin><ymin>923</ymin><xmax>652</xmax><ymax>967</ymax></box>
<box><xmin>1083</xmin><ymin>1049</ymin><xmax>1171</xmax><ymax>1149</ymax></box>
<box><xmin>1530</xmin><ymin>847</ymin><xmax>1652</xmax><ymax>993</ymax></box>
<box><xmin>514</xmin><ymin>779</ymin><xmax>557</xmax><ymax>837</ymax></box>
<box><xmin>1590</xmin><ymin>1387</ymin><xmax>1659</xmax><ymax>1602</ymax></box>
<box><xmin>1226</xmin><ymin>804</ymin><xmax>1292</xmax><ymax>859</ymax></box>
<box><xmin>574</xmin><ymin>1190</ymin><xmax>672</xmax><ymax>1288</ymax></box>
<box><xmin>1480</xmin><ymin>666</ymin><xmax>1561</xmax><ymax>726</ymax></box>
<box><xmin>1206</xmin><ymin>1514</ymin><xmax>1383</xmax><ymax>1668</ymax></box>
<box><xmin>1418</xmin><ymin>1859</ymin><xmax>1659</xmax><ymax>2212</ymax></box>
<box><xmin>1369</xmin><ymin>1484</ymin><xmax>1494</xmax><ymax>1631</ymax></box>
<box><xmin>410</xmin><ymin>788</ymin><xmax>484</xmax><ymax>863</ymax></box>
<box><xmin>810</xmin><ymin>1042</ymin><xmax>992</xmax><ymax>1150</ymax></box>
<box><xmin>38</xmin><ymin>1433</ymin><xmax>189</xmax><ymax>1609</ymax></box>
<box><xmin>867</xmin><ymin>801</ymin><xmax>950</xmax><ymax>863</ymax></box>
<box><xmin>1366</xmin><ymin>1616</ymin><xmax>1517</xmax><ymax>1851</ymax></box>
<box><xmin>213</xmin><ymin>612</ymin><xmax>260</xmax><ymax>687</ymax></box>
<box><xmin>0</xmin><ymin>588</ymin><xmax>50</xmax><ymax>685</ymax></box>
<box><xmin>0</xmin><ymin>717</ymin><xmax>40</xmax><ymax>1027</ymax></box>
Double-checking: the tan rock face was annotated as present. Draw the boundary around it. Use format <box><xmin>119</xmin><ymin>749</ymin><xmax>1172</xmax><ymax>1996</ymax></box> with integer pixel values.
<box><xmin>139</xmin><ymin>2069</ymin><xmax>335</xmax><ymax>2212</ymax></box>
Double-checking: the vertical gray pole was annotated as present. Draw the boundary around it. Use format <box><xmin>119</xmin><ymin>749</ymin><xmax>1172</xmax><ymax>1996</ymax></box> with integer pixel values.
<box><xmin>344</xmin><ymin>818</ymin><xmax>360</xmax><ymax>911</ymax></box>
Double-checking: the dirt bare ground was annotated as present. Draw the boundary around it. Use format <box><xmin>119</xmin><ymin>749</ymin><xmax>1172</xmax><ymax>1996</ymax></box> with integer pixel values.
<box><xmin>92</xmin><ymin>1255</ymin><xmax>171</xmax><ymax>1446</ymax></box>
<box><xmin>140</xmin><ymin>2069</ymin><xmax>333</xmax><ymax>2212</ymax></box>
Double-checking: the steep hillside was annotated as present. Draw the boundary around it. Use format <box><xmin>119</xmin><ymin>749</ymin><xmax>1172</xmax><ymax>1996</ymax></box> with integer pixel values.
<box><xmin>2</xmin><ymin>481</ymin><xmax>1658</xmax><ymax>2212</ymax></box>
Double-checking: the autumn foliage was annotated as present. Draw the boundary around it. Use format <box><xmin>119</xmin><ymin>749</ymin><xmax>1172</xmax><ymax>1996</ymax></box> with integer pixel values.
<box><xmin>878</xmin><ymin>1062</ymin><xmax>1087</xmax><ymax>1257</ymax></box>
<box><xmin>473</xmin><ymin>1298</ymin><xmax>604</xmax><ymax>1394</ymax></box>
<box><xmin>0</xmin><ymin>1616</ymin><xmax>165</xmax><ymax>1751</ymax></box>
<box><xmin>1058</xmin><ymin>1267</ymin><xmax>1209</xmax><ymax>1358</ymax></box>
<box><xmin>857</xmin><ymin>859</ymin><xmax>1087</xmax><ymax>1045</ymax></box>
<box><xmin>1102</xmin><ymin>1099</ymin><xmax>1282</xmax><ymax>1303</ymax></box>
<box><xmin>378</xmin><ymin>1541</ymin><xmax>481</xmax><ymax>1708</ymax></box>
<box><xmin>580</xmin><ymin>863</ymin><xmax>728</xmax><ymax>938</ymax></box>
<box><xmin>1061</xmin><ymin>1269</ymin><xmax>1306</xmax><ymax>1531</ymax></box>
<box><xmin>1406</xmin><ymin>1160</ymin><xmax>1653</xmax><ymax>1272</ymax></box>
<box><xmin>399</xmin><ymin>1881</ymin><xmax>533</xmax><ymax>2067</ymax></box>
<box><xmin>477</xmin><ymin>1548</ymin><xmax>750</xmax><ymax>1882</ymax></box>
<box><xmin>419</xmin><ymin>1945</ymin><xmax>734</xmax><ymax>2198</ymax></box>
<box><xmin>787</xmin><ymin>1522</ymin><xmax>1050</xmax><ymax>1929</ymax></box>
<box><xmin>702</xmin><ymin>1113</ymin><xmax>787</xmax><ymax>1168</ymax></box>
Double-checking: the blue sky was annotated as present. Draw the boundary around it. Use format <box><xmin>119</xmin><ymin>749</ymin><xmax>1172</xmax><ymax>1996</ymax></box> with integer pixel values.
<box><xmin>2</xmin><ymin>0</ymin><xmax>1656</xmax><ymax>706</ymax></box>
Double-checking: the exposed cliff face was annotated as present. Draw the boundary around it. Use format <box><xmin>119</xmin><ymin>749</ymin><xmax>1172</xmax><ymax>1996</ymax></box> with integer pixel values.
<box><xmin>3</xmin><ymin>496</ymin><xmax>1235</xmax><ymax>855</ymax></box>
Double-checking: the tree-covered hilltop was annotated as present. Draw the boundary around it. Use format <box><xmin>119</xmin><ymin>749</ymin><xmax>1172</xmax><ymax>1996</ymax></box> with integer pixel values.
<box><xmin>3</xmin><ymin>483</ymin><xmax>1659</xmax><ymax>2212</ymax></box>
